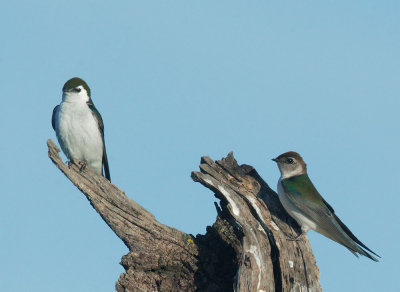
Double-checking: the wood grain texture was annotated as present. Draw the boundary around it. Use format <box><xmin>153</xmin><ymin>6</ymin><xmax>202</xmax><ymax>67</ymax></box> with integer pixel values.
<box><xmin>47</xmin><ymin>139</ymin><xmax>321</xmax><ymax>292</ymax></box>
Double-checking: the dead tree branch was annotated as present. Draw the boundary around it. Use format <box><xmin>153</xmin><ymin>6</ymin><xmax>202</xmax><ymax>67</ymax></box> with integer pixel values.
<box><xmin>47</xmin><ymin>139</ymin><xmax>321</xmax><ymax>292</ymax></box>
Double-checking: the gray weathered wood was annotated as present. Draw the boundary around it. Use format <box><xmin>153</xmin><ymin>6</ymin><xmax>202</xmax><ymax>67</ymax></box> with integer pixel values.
<box><xmin>47</xmin><ymin>139</ymin><xmax>321</xmax><ymax>291</ymax></box>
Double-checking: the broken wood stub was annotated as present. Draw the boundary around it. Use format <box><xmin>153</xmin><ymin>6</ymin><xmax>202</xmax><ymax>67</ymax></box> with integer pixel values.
<box><xmin>192</xmin><ymin>153</ymin><xmax>321</xmax><ymax>292</ymax></box>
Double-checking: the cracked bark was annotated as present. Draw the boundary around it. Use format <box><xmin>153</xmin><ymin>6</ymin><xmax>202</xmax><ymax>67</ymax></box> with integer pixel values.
<box><xmin>47</xmin><ymin>139</ymin><xmax>321</xmax><ymax>292</ymax></box>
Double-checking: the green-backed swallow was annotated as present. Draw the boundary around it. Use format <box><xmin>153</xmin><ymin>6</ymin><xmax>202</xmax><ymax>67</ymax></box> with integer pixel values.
<box><xmin>52</xmin><ymin>77</ymin><xmax>111</xmax><ymax>181</ymax></box>
<box><xmin>272</xmin><ymin>151</ymin><xmax>379</xmax><ymax>261</ymax></box>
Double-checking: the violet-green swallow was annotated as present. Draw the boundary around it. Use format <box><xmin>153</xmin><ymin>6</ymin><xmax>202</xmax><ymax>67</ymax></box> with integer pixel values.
<box><xmin>52</xmin><ymin>77</ymin><xmax>111</xmax><ymax>181</ymax></box>
<box><xmin>272</xmin><ymin>151</ymin><xmax>379</xmax><ymax>261</ymax></box>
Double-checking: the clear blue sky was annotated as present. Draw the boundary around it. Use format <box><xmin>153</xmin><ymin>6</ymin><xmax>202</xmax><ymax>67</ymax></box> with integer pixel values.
<box><xmin>0</xmin><ymin>1</ymin><xmax>398</xmax><ymax>291</ymax></box>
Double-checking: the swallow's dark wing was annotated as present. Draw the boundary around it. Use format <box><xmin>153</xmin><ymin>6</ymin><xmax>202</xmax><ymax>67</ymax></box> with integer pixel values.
<box><xmin>52</xmin><ymin>105</ymin><xmax>60</xmax><ymax>130</ymax></box>
<box><xmin>324</xmin><ymin>198</ymin><xmax>380</xmax><ymax>259</ymax></box>
<box><xmin>282</xmin><ymin>175</ymin><xmax>379</xmax><ymax>261</ymax></box>
<box><xmin>87</xmin><ymin>101</ymin><xmax>111</xmax><ymax>182</ymax></box>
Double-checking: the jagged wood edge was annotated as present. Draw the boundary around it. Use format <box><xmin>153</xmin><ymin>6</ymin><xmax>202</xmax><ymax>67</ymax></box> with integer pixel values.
<box><xmin>192</xmin><ymin>153</ymin><xmax>321</xmax><ymax>292</ymax></box>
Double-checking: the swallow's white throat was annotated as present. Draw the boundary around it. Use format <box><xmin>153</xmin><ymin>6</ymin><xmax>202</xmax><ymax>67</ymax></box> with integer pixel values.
<box><xmin>62</xmin><ymin>87</ymin><xmax>90</xmax><ymax>103</ymax></box>
<box><xmin>278</xmin><ymin>165</ymin><xmax>304</xmax><ymax>179</ymax></box>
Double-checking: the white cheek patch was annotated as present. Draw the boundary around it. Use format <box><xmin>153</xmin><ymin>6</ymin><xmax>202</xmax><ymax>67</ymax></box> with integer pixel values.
<box><xmin>63</xmin><ymin>89</ymin><xmax>90</xmax><ymax>103</ymax></box>
<box><xmin>81</xmin><ymin>90</ymin><xmax>90</xmax><ymax>102</ymax></box>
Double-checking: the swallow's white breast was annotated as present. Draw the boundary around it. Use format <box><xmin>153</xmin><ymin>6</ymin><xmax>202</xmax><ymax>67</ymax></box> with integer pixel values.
<box><xmin>54</xmin><ymin>100</ymin><xmax>103</xmax><ymax>174</ymax></box>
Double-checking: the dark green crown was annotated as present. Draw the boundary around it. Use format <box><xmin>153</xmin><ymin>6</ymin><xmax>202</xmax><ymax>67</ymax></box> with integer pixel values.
<box><xmin>63</xmin><ymin>77</ymin><xmax>91</xmax><ymax>96</ymax></box>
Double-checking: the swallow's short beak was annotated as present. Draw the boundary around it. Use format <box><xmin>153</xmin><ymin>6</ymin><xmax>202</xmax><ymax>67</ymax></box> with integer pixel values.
<box><xmin>272</xmin><ymin>158</ymin><xmax>278</xmax><ymax>162</ymax></box>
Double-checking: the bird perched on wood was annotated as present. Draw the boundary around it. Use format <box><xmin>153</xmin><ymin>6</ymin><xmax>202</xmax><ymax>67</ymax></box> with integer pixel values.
<box><xmin>272</xmin><ymin>151</ymin><xmax>379</xmax><ymax>261</ymax></box>
<box><xmin>52</xmin><ymin>77</ymin><xmax>111</xmax><ymax>181</ymax></box>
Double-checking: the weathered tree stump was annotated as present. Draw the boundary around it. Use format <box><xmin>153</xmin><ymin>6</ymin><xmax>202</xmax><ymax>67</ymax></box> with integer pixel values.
<box><xmin>47</xmin><ymin>139</ymin><xmax>321</xmax><ymax>292</ymax></box>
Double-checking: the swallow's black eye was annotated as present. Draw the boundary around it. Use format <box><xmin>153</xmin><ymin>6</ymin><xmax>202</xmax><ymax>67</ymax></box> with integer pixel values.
<box><xmin>76</xmin><ymin>88</ymin><xmax>81</xmax><ymax>92</ymax></box>
<box><xmin>287</xmin><ymin>158</ymin><xmax>294</xmax><ymax>164</ymax></box>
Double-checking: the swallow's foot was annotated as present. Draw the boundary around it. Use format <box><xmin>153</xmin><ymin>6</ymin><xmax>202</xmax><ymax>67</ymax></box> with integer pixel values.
<box><xmin>67</xmin><ymin>159</ymin><xmax>87</xmax><ymax>172</ymax></box>
<box><xmin>286</xmin><ymin>232</ymin><xmax>305</xmax><ymax>242</ymax></box>
<box><xmin>78</xmin><ymin>160</ymin><xmax>88</xmax><ymax>172</ymax></box>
